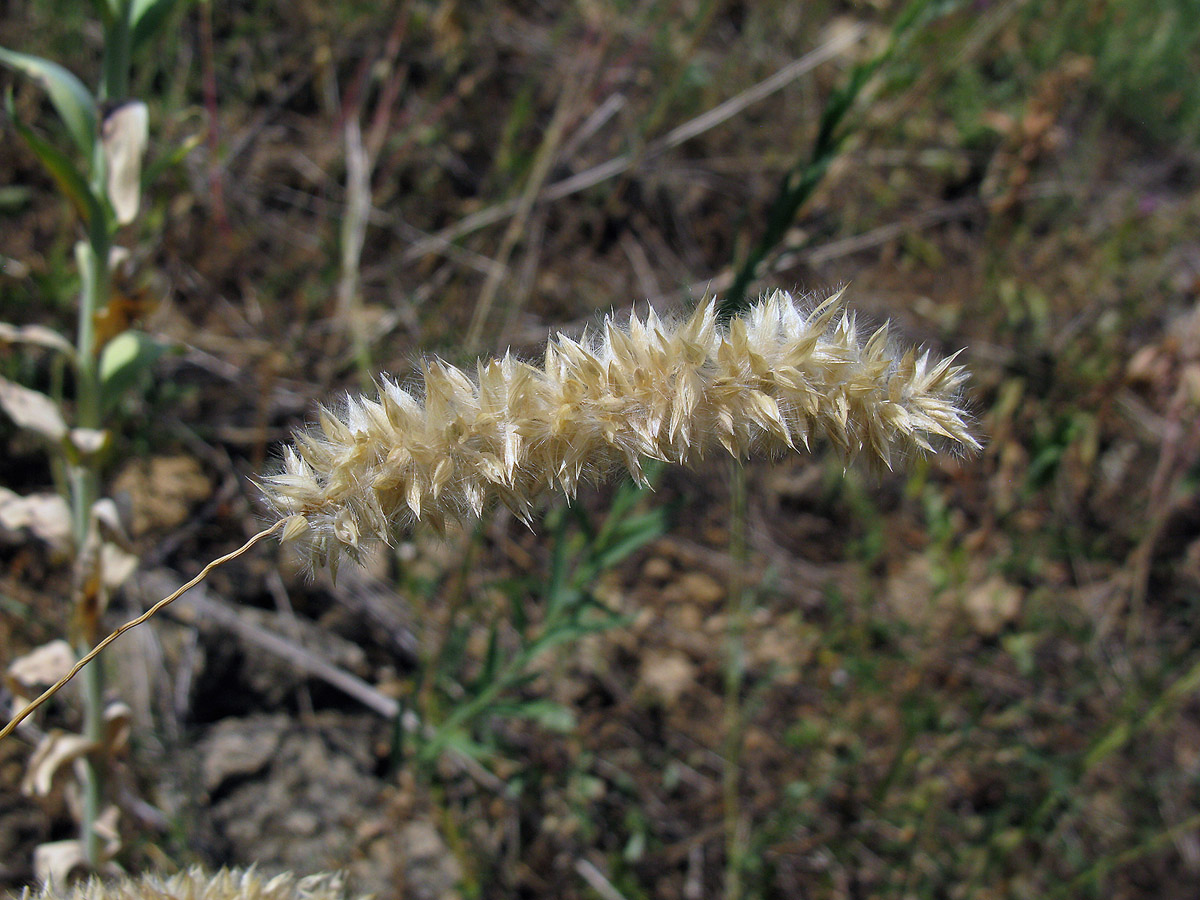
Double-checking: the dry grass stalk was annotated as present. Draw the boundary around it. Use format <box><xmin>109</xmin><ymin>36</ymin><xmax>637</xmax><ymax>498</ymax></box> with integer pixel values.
<box><xmin>262</xmin><ymin>289</ymin><xmax>979</xmax><ymax>573</ymax></box>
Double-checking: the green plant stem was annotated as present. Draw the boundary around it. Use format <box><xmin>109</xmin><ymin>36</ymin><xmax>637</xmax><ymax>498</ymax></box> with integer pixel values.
<box><xmin>336</xmin><ymin>117</ymin><xmax>375</xmax><ymax>387</ymax></box>
<box><xmin>69</xmin><ymin>443</ymin><xmax>104</xmax><ymax>870</ymax></box>
<box><xmin>77</xmin><ymin>0</ymin><xmax>121</xmax><ymax>860</ymax></box>
<box><xmin>73</xmin><ymin>235</ymin><xmax>110</xmax><ymax>871</ymax></box>
<box><xmin>76</xmin><ymin>624</ymin><xmax>104</xmax><ymax>869</ymax></box>
<box><xmin>722</xmin><ymin>459</ymin><xmax>749</xmax><ymax>900</ymax></box>
<box><xmin>101</xmin><ymin>0</ymin><xmax>134</xmax><ymax>101</ymax></box>
<box><xmin>76</xmin><ymin>230</ymin><xmax>108</xmax><ymax>421</ymax></box>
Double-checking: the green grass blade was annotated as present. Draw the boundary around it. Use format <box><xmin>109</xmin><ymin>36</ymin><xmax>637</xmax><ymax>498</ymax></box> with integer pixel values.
<box><xmin>0</xmin><ymin>47</ymin><xmax>97</xmax><ymax>159</ymax></box>
<box><xmin>131</xmin><ymin>0</ymin><xmax>184</xmax><ymax>56</ymax></box>
<box><xmin>6</xmin><ymin>92</ymin><xmax>104</xmax><ymax>228</ymax></box>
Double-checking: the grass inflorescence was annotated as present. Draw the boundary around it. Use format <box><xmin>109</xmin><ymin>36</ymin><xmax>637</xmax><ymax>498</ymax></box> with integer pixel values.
<box><xmin>15</xmin><ymin>868</ymin><xmax>361</xmax><ymax>900</ymax></box>
<box><xmin>261</xmin><ymin>288</ymin><xmax>978</xmax><ymax>573</ymax></box>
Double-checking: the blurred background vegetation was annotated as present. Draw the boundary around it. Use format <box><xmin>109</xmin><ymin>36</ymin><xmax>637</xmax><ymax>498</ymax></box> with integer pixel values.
<box><xmin>2</xmin><ymin>0</ymin><xmax>1200</xmax><ymax>897</ymax></box>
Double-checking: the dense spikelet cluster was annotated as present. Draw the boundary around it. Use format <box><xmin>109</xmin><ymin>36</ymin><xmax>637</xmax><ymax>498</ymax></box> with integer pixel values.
<box><xmin>15</xmin><ymin>868</ymin><xmax>358</xmax><ymax>900</ymax></box>
<box><xmin>261</xmin><ymin>289</ymin><xmax>978</xmax><ymax>571</ymax></box>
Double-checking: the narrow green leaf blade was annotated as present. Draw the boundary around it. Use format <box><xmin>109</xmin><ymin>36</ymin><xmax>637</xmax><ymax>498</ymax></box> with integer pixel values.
<box><xmin>6</xmin><ymin>92</ymin><xmax>104</xmax><ymax>227</ymax></box>
<box><xmin>0</xmin><ymin>48</ymin><xmax>96</xmax><ymax>158</ymax></box>
<box><xmin>131</xmin><ymin>0</ymin><xmax>183</xmax><ymax>55</ymax></box>
<box><xmin>423</xmin><ymin>726</ymin><xmax>490</xmax><ymax>764</ymax></box>
<box><xmin>491</xmin><ymin>699</ymin><xmax>576</xmax><ymax>733</ymax></box>
<box><xmin>587</xmin><ymin>509</ymin><xmax>667</xmax><ymax>574</ymax></box>
<box><xmin>478</xmin><ymin>625</ymin><xmax>501</xmax><ymax>690</ymax></box>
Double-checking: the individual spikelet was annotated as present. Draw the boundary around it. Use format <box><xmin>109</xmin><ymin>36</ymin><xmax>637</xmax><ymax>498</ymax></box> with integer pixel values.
<box><xmin>260</xmin><ymin>289</ymin><xmax>979</xmax><ymax>572</ymax></box>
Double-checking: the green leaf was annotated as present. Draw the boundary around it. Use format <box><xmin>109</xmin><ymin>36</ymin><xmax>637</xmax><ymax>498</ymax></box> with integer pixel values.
<box><xmin>541</xmin><ymin>620</ymin><xmax>614</xmax><ymax>650</ymax></box>
<box><xmin>491</xmin><ymin>699</ymin><xmax>576</xmax><ymax>733</ymax></box>
<box><xmin>6</xmin><ymin>91</ymin><xmax>104</xmax><ymax>227</ymax></box>
<box><xmin>98</xmin><ymin>330</ymin><xmax>163</xmax><ymax>411</ymax></box>
<box><xmin>477</xmin><ymin>625</ymin><xmax>501</xmax><ymax>690</ymax></box>
<box><xmin>0</xmin><ymin>48</ymin><xmax>97</xmax><ymax>158</ymax></box>
<box><xmin>131</xmin><ymin>0</ymin><xmax>183</xmax><ymax>55</ymax></box>
<box><xmin>545</xmin><ymin>584</ymin><xmax>582</xmax><ymax>621</ymax></box>
<box><xmin>489</xmin><ymin>670</ymin><xmax>541</xmax><ymax>700</ymax></box>
<box><xmin>460</xmin><ymin>621</ymin><xmax>506</xmax><ymax>698</ymax></box>
<box><xmin>596</xmin><ymin>461</ymin><xmax>661</xmax><ymax>542</ymax></box>
<box><xmin>587</xmin><ymin>510</ymin><xmax>666</xmax><ymax>574</ymax></box>
<box><xmin>424</xmin><ymin>726</ymin><xmax>490</xmax><ymax>764</ymax></box>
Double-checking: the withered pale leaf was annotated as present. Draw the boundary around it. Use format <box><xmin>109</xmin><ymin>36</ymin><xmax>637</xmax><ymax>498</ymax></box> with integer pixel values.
<box><xmin>93</xmin><ymin>804</ymin><xmax>122</xmax><ymax>853</ymax></box>
<box><xmin>70</xmin><ymin>427</ymin><xmax>110</xmax><ymax>455</ymax></box>
<box><xmin>101</xmin><ymin>541</ymin><xmax>139</xmax><ymax>591</ymax></box>
<box><xmin>6</xmin><ymin>639</ymin><xmax>75</xmax><ymax>695</ymax></box>
<box><xmin>23</xmin><ymin>729</ymin><xmax>95</xmax><ymax>796</ymax></box>
<box><xmin>0</xmin><ymin>322</ymin><xmax>74</xmax><ymax>356</ymax></box>
<box><xmin>102</xmin><ymin>101</ymin><xmax>149</xmax><ymax>225</ymax></box>
<box><xmin>33</xmin><ymin>839</ymin><xmax>88</xmax><ymax>885</ymax></box>
<box><xmin>33</xmin><ymin>816</ymin><xmax>121</xmax><ymax>885</ymax></box>
<box><xmin>0</xmin><ymin>376</ymin><xmax>67</xmax><ymax>441</ymax></box>
<box><xmin>92</xmin><ymin>497</ymin><xmax>128</xmax><ymax>537</ymax></box>
<box><xmin>104</xmin><ymin>701</ymin><xmax>132</xmax><ymax>755</ymax></box>
<box><xmin>0</xmin><ymin>487</ymin><xmax>73</xmax><ymax>547</ymax></box>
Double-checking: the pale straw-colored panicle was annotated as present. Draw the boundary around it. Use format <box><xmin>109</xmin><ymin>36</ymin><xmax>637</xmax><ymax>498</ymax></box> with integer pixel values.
<box><xmin>16</xmin><ymin>867</ymin><xmax>360</xmax><ymax>900</ymax></box>
<box><xmin>260</xmin><ymin>289</ymin><xmax>980</xmax><ymax>573</ymax></box>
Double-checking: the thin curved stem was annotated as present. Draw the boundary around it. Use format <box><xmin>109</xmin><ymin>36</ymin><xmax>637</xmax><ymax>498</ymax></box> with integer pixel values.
<box><xmin>0</xmin><ymin>519</ymin><xmax>287</xmax><ymax>743</ymax></box>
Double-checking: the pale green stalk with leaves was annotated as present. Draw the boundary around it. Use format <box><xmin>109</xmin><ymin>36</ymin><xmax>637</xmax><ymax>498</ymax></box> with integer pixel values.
<box><xmin>1</xmin><ymin>0</ymin><xmax>181</xmax><ymax>878</ymax></box>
